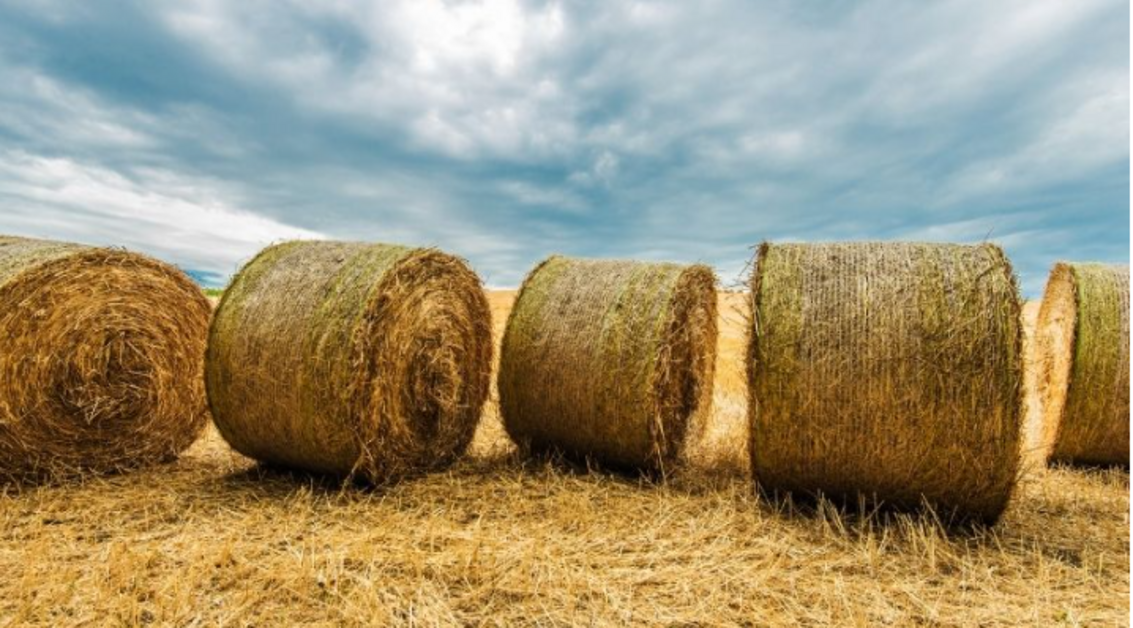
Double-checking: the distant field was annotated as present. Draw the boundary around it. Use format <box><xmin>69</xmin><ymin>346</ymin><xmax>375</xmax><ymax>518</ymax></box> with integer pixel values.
<box><xmin>0</xmin><ymin>293</ymin><xmax>1125</xmax><ymax>625</ymax></box>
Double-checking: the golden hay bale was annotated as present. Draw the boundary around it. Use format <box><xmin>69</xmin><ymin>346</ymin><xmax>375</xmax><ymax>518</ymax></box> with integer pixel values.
<box><xmin>206</xmin><ymin>241</ymin><xmax>492</xmax><ymax>482</ymax></box>
<box><xmin>0</xmin><ymin>236</ymin><xmax>211</xmax><ymax>480</ymax></box>
<box><xmin>1035</xmin><ymin>262</ymin><xmax>1129</xmax><ymax>466</ymax></box>
<box><xmin>748</xmin><ymin>242</ymin><xmax>1023</xmax><ymax>523</ymax></box>
<box><xmin>498</xmin><ymin>255</ymin><xmax>717</xmax><ymax>473</ymax></box>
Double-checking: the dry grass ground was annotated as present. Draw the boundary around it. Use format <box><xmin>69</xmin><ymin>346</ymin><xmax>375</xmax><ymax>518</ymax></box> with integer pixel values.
<box><xmin>0</xmin><ymin>294</ymin><xmax>1126</xmax><ymax>626</ymax></box>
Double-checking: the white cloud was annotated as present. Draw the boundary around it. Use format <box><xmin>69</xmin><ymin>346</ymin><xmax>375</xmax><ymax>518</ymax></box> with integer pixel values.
<box><xmin>158</xmin><ymin>0</ymin><xmax>571</xmax><ymax>160</ymax></box>
<box><xmin>0</xmin><ymin>151</ymin><xmax>324</xmax><ymax>278</ymax></box>
<box><xmin>394</xmin><ymin>0</ymin><xmax>562</xmax><ymax>76</ymax></box>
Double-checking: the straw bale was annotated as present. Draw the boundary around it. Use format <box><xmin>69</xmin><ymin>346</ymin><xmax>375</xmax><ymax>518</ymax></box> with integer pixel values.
<box><xmin>499</xmin><ymin>255</ymin><xmax>717</xmax><ymax>473</ymax></box>
<box><xmin>0</xmin><ymin>236</ymin><xmax>210</xmax><ymax>479</ymax></box>
<box><xmin>206</xmin><ymin>241</ymin><xmax>492</xmax><ymax>481</ymax></box>
<box><xmin>1036</xmin><ymin>262</ymin><xmax>1130</xmax><ymax>466</ymax></box>
<box><xmin>748</xmin><ymin>242</ymin><xmax>1023</xmax><ymax>523</ymax></box>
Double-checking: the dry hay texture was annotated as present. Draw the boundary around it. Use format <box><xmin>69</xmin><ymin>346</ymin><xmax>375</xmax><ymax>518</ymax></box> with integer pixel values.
<box><xmin>206</xmin><ymin>240</ymin><xmax>493</xmax><ymax>482</ymax></box>
<box><xmin>749</xmin><ymin>242</ymin><xmax>1024</xmax><ymax>524</ymax></box>
<box><xmin>499</xmin><ymin>255</ymin><xmax>717</xmax><ymax>473</ymax></box>
<box><xmin>0</xmin><ymin>236</ymin><xmax>210</xmax><ymax>480</ymax></box>
<box><xmin>1036</xmin><ymin>262</ymin><xmax>1130</xmax><ymax>466</ymax></box>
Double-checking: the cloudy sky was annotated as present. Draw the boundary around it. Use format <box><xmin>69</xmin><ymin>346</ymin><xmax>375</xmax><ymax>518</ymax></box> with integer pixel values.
<box><xmin>0</xmin><ymin>0</ymin><xmax>1127</xmax><ymax>294</ymax></box>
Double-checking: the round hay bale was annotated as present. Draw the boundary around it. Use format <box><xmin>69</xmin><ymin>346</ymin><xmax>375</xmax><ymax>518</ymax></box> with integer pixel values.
<box><xmin>206</xmin><ymin>240</ymin><xmax>492</xmax><ymax>482</ymax></box>
<box><xmin>498</xmin><ymin>255</ymin><xmax>717</xmax><ymax>473</ymax></box>
<box><xmin>748</xmin><ymin>242</ymin><xmax>1023</xmax><ymax>523</ymax></box>
<box><xmin>0</xmin><ymin>236</ymin><xmax>211</xmax><ymax>480</ymax></box>
<box><xmin>1035</xmin><ymin>262</ymin><xmax>1129</xmax><ymax>466</ymax></box>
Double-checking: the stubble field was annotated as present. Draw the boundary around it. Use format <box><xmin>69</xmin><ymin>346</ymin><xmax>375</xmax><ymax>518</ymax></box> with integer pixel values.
<box><xmin>0</xmin><ymin>294</ymin><xmax>1126</xmax><ymax>626</ymax></box>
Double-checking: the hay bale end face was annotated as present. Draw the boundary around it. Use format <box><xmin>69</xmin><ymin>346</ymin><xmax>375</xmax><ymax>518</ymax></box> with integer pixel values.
<box><xmin>1036</xmin><ymin>262</ymin><xmax>1130</xmax><ymax>466</ymax></box>
<box><xmin>498</xmin><ymin>256</ymin><xmax>718</xmax><ymax>473</ymax></box>
<box><xmin>748</xmin><ymin>242</ymin><xmax>1024</xmax><ymax>524</ymax></box>
<box><xmin>0</xmin><ymin>236</ymin><xmax>211</xmax><ymax>479</ymax></box>
<box><xmin>206</xmin><ymin>240</ymin><xmax>493</xmax><ymax>482</ymax></box>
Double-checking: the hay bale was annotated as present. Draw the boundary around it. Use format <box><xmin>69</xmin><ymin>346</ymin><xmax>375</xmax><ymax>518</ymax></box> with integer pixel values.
<box><xmin>206</xmin><ymin>240</ymin><xmax>492</xmax><ymax>482</ymax></box>
<box><xmin>0</xmin><ymin>236</ymin><xmax>211</xmax><ymax>479</ymax></box>
<box><xmin>748</xmin><ymin>242</ymin><xmax>1023</xmax><ymax>523</ymax></box>
<box><xmin>498</xmin><ymin>256</ymin><xmax>717</xmax><ymax>473</ymax></box>
<box><xmin>1036</xmin><ymin>262</ymin><xmax>1130</xmax><ymax>466</ymax></box>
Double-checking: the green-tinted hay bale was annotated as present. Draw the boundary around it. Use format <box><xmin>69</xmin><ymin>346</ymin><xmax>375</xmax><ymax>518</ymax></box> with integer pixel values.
<box><xmin>499</xmin><ymin>255</ymin><xmax>717</xmax><ymax>473</ymax></box>
<box><xmin>206</xmin><ymin>240</ymin><xmax>492</xmax><ymax>482</ymax></box>
<box><xmin>748</xmin><ymin>242</ymin><xmax>1023</xmax><ymax>524</ymax></box>
<box><xmin>0</xmin><ymin>236</ymin><xmax>211</xmax><ymax>480</ymax></box>
<box><xmin>1036</xmin><ymin>262</ymin><xmax>1129</xmax><ymax>466</ymax></box>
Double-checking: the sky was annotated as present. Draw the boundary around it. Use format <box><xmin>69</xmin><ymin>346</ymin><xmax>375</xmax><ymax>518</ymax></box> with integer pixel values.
<box><xmin>0</xmin><ymin>0</ymin><xmax>1127</xmax><ymax>295</ymax></box>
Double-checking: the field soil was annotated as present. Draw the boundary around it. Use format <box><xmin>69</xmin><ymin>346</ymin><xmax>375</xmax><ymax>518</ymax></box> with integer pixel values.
<box><xmin>0</xmin><ymin>294</ymin><xmax>1126</xmax><ymax>626</ymax></box>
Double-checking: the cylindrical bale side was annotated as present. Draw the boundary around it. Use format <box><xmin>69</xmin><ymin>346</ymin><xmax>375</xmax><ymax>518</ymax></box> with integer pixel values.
<box><xmin>1036</xmin><ymin>262</ymin><xmax>1130</xmax><ymax>466</ymax></box>
<box><xmin>498</xmin><ymin>255</ymin><xmax>718</xmax><ymax>473</ymax></box>
<box><xmin>206</xmin><ymin>240</ymin><xmax>493</xmax><ymax>482</ymax></box>
<box><xmin>0</xmin><ymin>236</ymin><xmax>211</xmax><ymax>479</ymax></box>
<box><xmin>748</xmin><ymin>242</ymin><xmax>1023</xmax><ymax>524</ymax></box>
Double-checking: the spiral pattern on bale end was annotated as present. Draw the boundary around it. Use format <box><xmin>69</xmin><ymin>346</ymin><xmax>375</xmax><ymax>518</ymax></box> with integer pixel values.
<box><xmin>206</xmin><ymin>241</ymin><xmax>493</xmax><ymax>482</ymax></box>
<box><xmin>1036</xmin><ymin>262</ymin><xmax>1130</xmax><ymax>467</ymax></box>
<box><xmin>0</xmin><ymin>236</ymin><xmax>211</xmax><ymax>480</ymax></box>
<box><xmin>748</xmin><ymin>242</ymin><xmax>1024</xmax><ymax>524</ymax></box>
<box><xmin>499</xmin><ymin>256</ymin><xmax>718</xmax><ymax>474</ymax></box>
